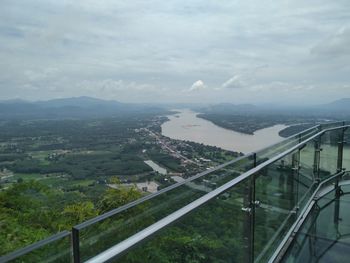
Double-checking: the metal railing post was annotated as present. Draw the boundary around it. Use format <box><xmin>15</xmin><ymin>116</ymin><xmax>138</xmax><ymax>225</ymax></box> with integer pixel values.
<box><xmin>334</xmin><ymin>127</ymin><xmax>343</xmax><ymax>225</ymax></box>
<box><xmin>313</xmin><ymin>136</ymin><xmax>322</xmax><ymax>182</ymax></box>
<box><xmin>250</xmin><ymin>153</ymin><xmax>257</xmax><ymax>263</ymax></box>
<box><xmin>292</xmin><ymin>151</ymin><xmax>300</xmax><ymax>213</ymax></box>
<box><xmin>242</xmin><ymin>153</ymin><xmax>257</xmax><ymax>263</ymax></box>
<box><xmin>337</xmin><ymin>128</ymin><xmax>345</xmax><ymax>173</ymax></box>
<box><xmin>72</xmin><ymin>228</ymin><xmax>80</xmax><ymax>263</ymax></box>
<box><xmin>329</xmin><ymin>125</ymin><xmax>344</xmax><ymax>228</ymax></box>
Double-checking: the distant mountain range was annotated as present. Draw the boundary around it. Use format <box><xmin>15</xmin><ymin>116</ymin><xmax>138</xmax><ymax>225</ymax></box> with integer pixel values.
<box><xmin>0</xmin><ymin>96</ymin><xmax>167</xmax><ymax>120</ymax></box>
<box><xmin>199</xmin><ymin>98</ymin><xmax>350</xmax><ymax>118</ymax></box>
<box><xmin>323</xmin><ymin>98</ymin><xmax>350</xmax><ymax>110</ymax></box>
<box><xmin>0</xmin><ymin>96</ymin><xmax>350</xmax><ymax>120</ymax></box>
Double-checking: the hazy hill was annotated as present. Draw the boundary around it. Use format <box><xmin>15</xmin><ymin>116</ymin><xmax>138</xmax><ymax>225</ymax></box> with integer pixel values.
<box><xmin>199</xmin><ymin>103</ymin><xmax>257</xmax><ymax>114</ymax></box>
<box><xmin>35</xmin><ymin>96</ymin><xmax>123</xmax><ymax>108</ymax></box>
<box><xmin>324</xmin><ymin>98</ymin><xmax>350</xmax><ymax>111</ymax></box>
<box><xmin>1</xmin><ymin>97</ymin><xmax>350</xmax><ymax>120</ymax></box>
<box><xmin>198</xmin><ymin>98</ymin><xmax>350</xmax><ymax>118</ymax></box>
<box><xmin>0</xmin><ymin>97</ymin><xmax>166</xmax><ymax>120</ymax></box>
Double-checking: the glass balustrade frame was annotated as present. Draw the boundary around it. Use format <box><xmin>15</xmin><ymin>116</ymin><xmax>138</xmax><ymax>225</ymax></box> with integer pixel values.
<box><xmin>1</xmin><ymin>122</ymin><xmax>349</xmax><ymax>263</ymax></box>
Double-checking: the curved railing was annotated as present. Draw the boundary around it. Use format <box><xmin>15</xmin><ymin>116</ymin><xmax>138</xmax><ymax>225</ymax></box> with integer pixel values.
<box><xmin>85</xmin><ymin>124</ymin><xmax>349</xmax><ymax>263</ymax></box>
<box><xmin>281</xmin><ymin>174</ymin><xmax>350</xmax><ymax>262</ymax></box>
<box><xmin>1</xmin><ymin>121</ymin><xmax>349</xmax><ymax>263</ymax></box>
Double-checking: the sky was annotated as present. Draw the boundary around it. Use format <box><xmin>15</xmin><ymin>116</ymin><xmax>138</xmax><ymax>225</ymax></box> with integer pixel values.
<box><xmin>0</xmin><ymin>0</ymin><xmax>349</xmax><ymax>105</ymax></box>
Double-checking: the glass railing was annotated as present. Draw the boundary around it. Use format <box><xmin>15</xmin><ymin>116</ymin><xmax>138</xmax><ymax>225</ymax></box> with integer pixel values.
<box><xmin>75</xmin><ymin>155</ymin><xmax>256</xmax><ymax>262</ymax></box>
<box><xmin>281</xmin><ymin>173</ymin><xmax>350</xmax><ymax>263</ymax></box>
<box><xmin>344</xmin><ymin>127</ymin><xmax>350</xmax><ymax>171</ymax></box>
<box><xmin>0</xmin><ymin>231</ymin><xmax>71</xmax><ymax>263</ymax></box>
<box><xmin>1</xmin><ymin>122</ymin><xmax>349</xmax><ymax>263</ymax></box>
<box><xmin>72</xmin><ymin>124</ymin><xmax>328</xmax><ymax>262</ymax></box>
<box><xmin>84</xmin><ymin>124</ymin><xmax>349</xmax><ymax>263</ymax></box>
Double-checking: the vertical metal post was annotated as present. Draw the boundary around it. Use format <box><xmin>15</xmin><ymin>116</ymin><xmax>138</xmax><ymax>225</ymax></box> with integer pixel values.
<box><xmin>243</xmin><ymin>180</ymin><xmax>252</xmax><ymax>263</ymax></box>
<box><xmin>313</xmin><ymin>136</ymin><xmax>322</xmax><ymax>182</ymax></box>
<box><xmin>253</xmin><ymin>152</ymin><xmax>257</xmax><ymax>168</ymax></box>
<box><xmin>309</xmin><ymin>206</ymin><xmax>319</xmax><ymax>259</ymax></box>
<box><xmin>333</xmin><ymin>127</ymin><xmax>346</xmax><ymax>225</ymax></box>
<box><xmin>335</xmin><ymin>128</ymin><xmax>345</xmax><ymax>197</ymax></box>
<box><xmin>243</xmin><ymin>153</ymin><xmax>256</xmax><ymax>263</ymax></box>
<box><xmin>336</xmin><ymin>128</ymin><xmax>345</xmax><ymax>174</ymax></box>
<box><xmin>291</xmin><ymin>152</ymin><xmax>299</xmax><ymax>213</ymax></box>
<box><xmin>334</xmin><ymin>194</ymin><xmax>341</xmax><ymax>225</ymax></box>
<box><xmin>72</xmin><ymin>227</ymin><xmax>80</xmax><ymax>263</ymax></box>
<box><xmin>250</xmin><ymin>153</ymin><xmax>257</xmax><ymax>263</ymax></box>
<box><xmin>250</xmin><ymin>169</ymin><xmax>256</xmax><ymax>263</ymax></box>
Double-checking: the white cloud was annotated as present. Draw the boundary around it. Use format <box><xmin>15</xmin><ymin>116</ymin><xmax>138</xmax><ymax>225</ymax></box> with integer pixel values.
<box><xmin>222</xmin><ymin>75</ymin><xmax>246</xmax><ymax>89</ymax></box>
<box><xmin>76</xmin><ymin>79</ymin><xmax>158</xmax><ymax>93</ymax></box>
<box><xmin>0</xmin><ymin>0</ymin><xmax>350</xmax><ymax>103</ymax></box>
<box><xmin>250</xmin><ymin>81</ymin><xmax>316</xmax><ymax>92</ymax></box>
<box><xmin>311</xmin><ymin>27</ymin><xmax>350</xmax><ymax>58</ymax></box>
<box><xmin>24</xmin><ymin>68</ymin><xmax>59</xmax><ymax>82</ymax></box>
<box><xmin>189</xmin><ymin>80</ymin><xmax>206</xmax><ymax>91</ymax></box>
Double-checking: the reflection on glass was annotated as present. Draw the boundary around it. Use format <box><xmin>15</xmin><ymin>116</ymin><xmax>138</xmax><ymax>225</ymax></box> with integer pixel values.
<box><xmin>79</xmin><ymin>157</ymin><xmax>255</xmax><ymax>261</ymax></box>
<box><xmin>113</xmin><ymin>179</ymin><xmax>251</xmax><ymax>262</ymax></box>
<box><xmin>283</xmin><ymin>184</ymin><xmax>350</xmax><ymax>263</ymax></box>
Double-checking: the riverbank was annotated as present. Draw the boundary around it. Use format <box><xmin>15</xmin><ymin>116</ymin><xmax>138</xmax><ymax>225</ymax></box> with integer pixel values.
<box><xmin>197</xmin><ymin>113</ymin><xmax>287</xmax><ymax>135</ymax></box>
<box><xmin>161</xmin><ymin>109</ymin><xmax>287</xmax><ymax>153</ymax></box>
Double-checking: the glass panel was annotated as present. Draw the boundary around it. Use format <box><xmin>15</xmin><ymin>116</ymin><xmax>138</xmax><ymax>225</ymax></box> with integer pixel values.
<box><xmin>282</xmin><ymin>232</ymin><xmax>350</xmax><ymax>263</ymax></box>
<box><xmin>283</xmin><ymin>184</ymin><xmax>350</xmax><ymax>263</ymax></box>
<box><xmin>112</xmin><ymin>178</ymin><xmax>251</xmax><ymax>263</ymax></box>
<box><xmin>297</xmin><ymin>140</ymin><xmax>316</xmax><ymax>212</ymax></box>
<box><xmin>253</xmin><ymin>152</ymin><xmax>298</xmax><ymax>262</ymax></box>
<box><xmin>256</xmin><ymin>137</ymin><xmax>298</xmax><ymax>162</ymax></box>
<box><xmin>256</xmin><ymin>126</ymin><xmax>320</xmax><ymax>164</ymax></box>
<box><xmin>0</xmin><ymin>233</ymin><xmax>71</xmax><ymax>263</ymax></box>
<box><xmin>344</xmin><ymin>128</ymin><xmax>350</xmax><ymax>171</ymax></box>
<box><xmin>78</xmin><ymin>156</ymin><xmax>255</xmax><ymax>261</ymax></box>
<box><xmin>319</xmin><ymin>130</ymin><xmax>341</xmax><ymax>179</ymax></box>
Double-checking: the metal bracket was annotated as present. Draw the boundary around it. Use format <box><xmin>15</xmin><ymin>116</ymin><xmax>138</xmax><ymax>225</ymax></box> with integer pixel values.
<box><xmin>241</xmin><ymin>207</ymin><xmax>252</xmax><ymax>214</ymax></box>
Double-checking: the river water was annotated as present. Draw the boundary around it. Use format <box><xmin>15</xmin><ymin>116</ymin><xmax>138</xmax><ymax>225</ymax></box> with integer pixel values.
<box><xmin>161</xmin><ymin>109</ymin><xmax>288</xmax><ymax>153</ymax></box>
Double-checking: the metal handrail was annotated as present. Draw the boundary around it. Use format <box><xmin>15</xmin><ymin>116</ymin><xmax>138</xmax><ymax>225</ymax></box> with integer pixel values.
<box><xmin>73</xmin><ymin>153</ymin><xmax>254</xmax><ymax>230</ymax></box>
<box><xmin>252</xmin><ymin>123</ymin><xmax>320</xmax><ymax>155</ymax></box>
<box><xmin>1</xmin><ymin>122</ymin><xmax>346</xmax><ymax>263</ymax></box>
<box><xmin>76</xmin><ymin>123</ymin><xmax>323</xmax><ymax>231</ymax></box>
<box><xmin>86</xmin><ymin>124</ymin><xmax>350</xmax><ymax>262</ymax></box>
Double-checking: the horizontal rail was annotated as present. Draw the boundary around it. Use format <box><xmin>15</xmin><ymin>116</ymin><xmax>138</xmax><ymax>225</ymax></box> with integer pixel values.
<box><xmin>0</xmin><ymin>231</ymin><xmax>71</xmax><ymax>262</ymax></box>
<box><xmin>253</xmin><ymin>123</ymin><xmax>320</xmax><ymax>155</ymax></box>
<box><xmin>86</xmin><ymin>167</ymin><xmax>257</xmax><ymax>263</ymax></box>
<box><xmin>74</xmin><ymin>153</ymin><xmax>253</xmax><ymax>230</ymax></box>
<box><xmin>86</xmin><ymin>124</ymin><xmax>350</xmax><ymax>262</ymax></box>
<box><xmin>77</xmin><ymin>123</ymin><xmax>330</xmax><ymax>231</ymax></box>
<box><xmin>1</xmin><ymin>123</ymin><xmax>347</xmax><ymax>262</ymax></box>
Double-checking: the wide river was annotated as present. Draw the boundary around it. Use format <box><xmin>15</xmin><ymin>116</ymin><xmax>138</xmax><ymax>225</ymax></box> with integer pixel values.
<box><xmin>161</xmin><ymin>109</ymin><xmax>288</xmax><ymax>153</ymax></box>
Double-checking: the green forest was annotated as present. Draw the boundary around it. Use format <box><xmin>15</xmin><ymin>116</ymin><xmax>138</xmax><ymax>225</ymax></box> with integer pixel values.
<box><xmin>0</xmin><ymin>115</ymin><xmax>237</xmax><ymax>258</ymax></box>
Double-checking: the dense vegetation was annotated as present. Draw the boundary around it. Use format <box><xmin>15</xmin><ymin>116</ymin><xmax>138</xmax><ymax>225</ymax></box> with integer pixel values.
<box><xmin>197</xmin><ymin>113</ymin><xmax>322</xmax><ymax>135</ymax></box>
<box><xmin>0</xmin><ymin>113</ymin><xmax>238</xmax><ymax>257</ymax></box>
<box><xmin>0</xmin><ymin>178</ymin><xmax>141</xmax><ymax>256</ymax></box>
<box><xmin>278</xmin><ymin>123</ymin><xmax>316</xmax><ymax>137</ymax></box>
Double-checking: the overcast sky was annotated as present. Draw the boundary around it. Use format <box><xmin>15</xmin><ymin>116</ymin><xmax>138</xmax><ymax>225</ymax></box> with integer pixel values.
<box><xmin>0</xmin><ymin>0</ymin><xmax>349</xmax><ymax>105</ymax></box>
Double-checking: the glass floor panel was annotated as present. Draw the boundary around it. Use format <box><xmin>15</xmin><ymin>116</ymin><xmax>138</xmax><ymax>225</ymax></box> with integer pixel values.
<box><xmin>283</xmin><ymin>184</ymin><xmax>350</xmax><ymax>263</ymax></box>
